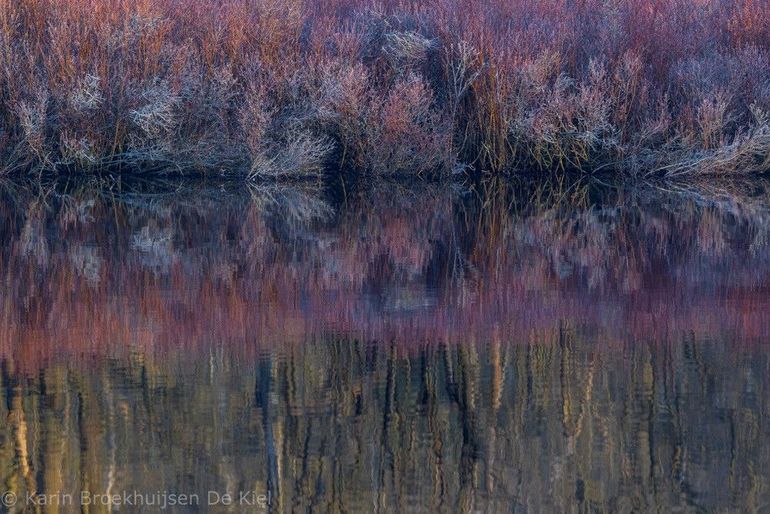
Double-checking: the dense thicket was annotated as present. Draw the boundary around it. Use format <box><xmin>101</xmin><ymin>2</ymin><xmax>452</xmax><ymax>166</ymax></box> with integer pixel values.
<box><xmin>1</xmin><ymin>0</ymin><xmax>769</xmax><ymax>177</ymax></box>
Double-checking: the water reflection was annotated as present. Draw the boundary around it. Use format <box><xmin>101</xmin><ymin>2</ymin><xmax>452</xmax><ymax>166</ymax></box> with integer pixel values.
<box><xmin>2</xmin><ymin>178</ymin><xmax>770</xmax><ymax>512</ymax></box>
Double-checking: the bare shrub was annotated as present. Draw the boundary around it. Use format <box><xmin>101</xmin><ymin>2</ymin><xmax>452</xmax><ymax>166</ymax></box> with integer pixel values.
<box><xmin>130</xmin><ymin>80</ymin><xmax>180</xmax><ymax>142</ymax></box>
<box><xmin>248</xmin><ymin>130</ymin><xmax>334</xmax><ymax>179</ymax></box>
<box><xmin>443</xmin><ymin>41</ymin><xmax>483</xmax><ymax>114</ymax></box>
<box><xmin>240</xmin><ymin>68</ymin><xmax>334</xmax><ymax>178</ymax></box>
<box><xmin>696</xmin><ymin>91</ymin><xmax>735</xmax><ymax>150</ymax></box>
<box><xmin>317</xmin><ymin>62</ymin><xmax>371</xmax><ymax>166</ymax></box>
<box><xmin>122</xmin><ymin>79</ymin><xmax>182</xmax><ymax>167</ymax></box>
<box><xmin>60</xmin><ymin>133</ymin><xmax>98</xmax><ymax>168</ymax></box>
<box><xmin>382</xmin><ymin>31</ymin><xmax>436</xmax><ymax>75</ymax></box>
<box><xmin>510</xmin><ymin>61</ymin><xmax>616</xmax><ymax>172</ymax></box>
<box><xmin>17</xmin><ymin>90</ymin><xmax>53</xmax><ymax>169</ymax></box>
<box><xmin>657</xmin><ymin>107</ymin><xmax>770</xmax><ymax>178</ymax></box>
<box><xmin>69</xmin><ymin>74</ymin><xmax>104</xmax><ymax>113</ymax></box>
<box><xmin>365</xmin><ymin>73</ymin><xmax>451</xmax><ymax>176</ymax></box>
<box><xmin>1</xmin><ymin>0</ymin><xmax>770</xmax><ymax>178</ymax></box>
<box><xmin>241</xmin><ymin>84</ymin><xmax>275</xmax><ymax>164</ymax></box>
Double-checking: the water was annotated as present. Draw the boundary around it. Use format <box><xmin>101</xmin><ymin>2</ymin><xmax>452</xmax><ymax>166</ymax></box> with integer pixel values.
<box><xmin>2</xmin><ymin>177</ymin><xmax>770</xmax><ymax>512</ymax></box>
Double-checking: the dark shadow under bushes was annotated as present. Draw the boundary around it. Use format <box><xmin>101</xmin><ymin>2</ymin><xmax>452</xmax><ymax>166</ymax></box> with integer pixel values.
<box><xmin>1</xmin><ymin>0</ymin><xmax>770</xmax><ymax>179</ymax></box>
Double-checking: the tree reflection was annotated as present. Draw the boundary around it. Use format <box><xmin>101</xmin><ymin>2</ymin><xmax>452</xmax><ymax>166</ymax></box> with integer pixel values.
<box><xmin>0</xmin><ymin>178</ymin><xmax>769</xmax><ymax>511</ymax></box>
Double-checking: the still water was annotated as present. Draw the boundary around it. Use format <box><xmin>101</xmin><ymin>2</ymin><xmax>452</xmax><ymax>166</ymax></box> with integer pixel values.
<box><xmin>1</xmin><ymin>177</ymin><xmax>770</xmax><ymax>512</ymax></box>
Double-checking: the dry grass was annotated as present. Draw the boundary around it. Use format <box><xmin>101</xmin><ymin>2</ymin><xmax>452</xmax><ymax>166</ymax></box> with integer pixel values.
<box><xmin>1</xmin><ymin>0</ymin><xmax>769</xmax><ymax>178</ymax></box>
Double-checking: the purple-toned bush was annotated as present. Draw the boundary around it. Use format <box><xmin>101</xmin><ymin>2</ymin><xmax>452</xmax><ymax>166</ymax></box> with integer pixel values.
<box><xmin>0</xmin><ymin>0</ymin><xmax>769</xmax><ymax>177</ymax></box>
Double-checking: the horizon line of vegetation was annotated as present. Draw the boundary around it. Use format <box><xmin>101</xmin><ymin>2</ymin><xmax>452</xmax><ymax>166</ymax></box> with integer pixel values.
<box><xmin>1</xmin><ymin>0</ymin><xmax>770</xmax><ymax>180</ymax></box>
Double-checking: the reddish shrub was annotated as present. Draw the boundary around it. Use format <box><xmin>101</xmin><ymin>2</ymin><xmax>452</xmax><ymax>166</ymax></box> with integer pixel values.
<box><xmin>1</xmin><ymin>0</ymin><xmax>769</xmax><ymax>177</ymax></box>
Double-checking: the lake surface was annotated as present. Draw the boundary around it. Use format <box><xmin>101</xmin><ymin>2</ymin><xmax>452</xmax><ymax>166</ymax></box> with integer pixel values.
<box><xmin>2</xmin><ymin>177</ymin><xmax>770</xmax><ymax>512</ymax></box>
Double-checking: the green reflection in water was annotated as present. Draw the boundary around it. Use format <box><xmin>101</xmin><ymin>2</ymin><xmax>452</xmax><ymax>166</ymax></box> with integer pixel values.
<box><xmin>1</xmin><ymin>336</ymin><xmax>768</xmax><ymax>512</ymax></box>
